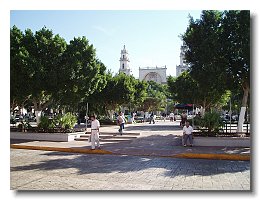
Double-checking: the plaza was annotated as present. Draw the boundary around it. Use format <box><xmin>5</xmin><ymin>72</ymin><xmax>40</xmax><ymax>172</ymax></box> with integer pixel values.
<box><xmin>10</xmin><ymin>121</ymin><xmax>251</xmax><ymax>191</ymax></box>
<box><xmin>9</xmin><ymin>9</ymin><xmax>252</xmax><ymax>192</ymax></box>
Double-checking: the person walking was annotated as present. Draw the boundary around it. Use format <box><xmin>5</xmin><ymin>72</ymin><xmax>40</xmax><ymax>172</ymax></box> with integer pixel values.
<box><xmin>149</xmin><ymin>112</ymin><xmax>155</xmax><ymax>124</ymax></box>
<box><xmin>162</xmin><ymin>112</ymin><xmax>166</xmax><ymax>122</ymax></box>
<box><xmin>169</xmin><ymin>112</ymin><xmax>174</xmax><ymax>122</ymax></box>
<box><xmin>90</xmin><ymin>115</ymin><xmax>101</xmax><ymax>150</ymax></box>
<box><xmin>180</xmin><ymin>111</ymin><xmax>187</xmax><ymax>127</ymax></box>
<box><xmin>117</xmin><ymin>112</ymin><xmax>125</xmax><ymax>135</ymax></box>
<box><xmin>183</xmin><ymin>121</ymin><xmax>193</xmax><ymax>147</ymax></box>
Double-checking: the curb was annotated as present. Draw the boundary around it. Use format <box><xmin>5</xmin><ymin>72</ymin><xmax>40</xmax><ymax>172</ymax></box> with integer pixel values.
<box><xmin>171</xmin><ymin>153</ymin><xmax>250</xmax><ymax>161</ymax></box>
<box><xmin>10</xmin><ymin>144</ymin><xmax>250</xmax><ymax>161</ymax></box>
<box><xmin>10</xmin><ymin>144</ymin><xmax>113</xmax><ymax>155</ymax></box>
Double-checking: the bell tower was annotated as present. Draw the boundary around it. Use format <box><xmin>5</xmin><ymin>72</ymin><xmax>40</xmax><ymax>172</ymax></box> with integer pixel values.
<box><xmin>119</xmin><ymin>45</ymin><xmax>131</xmax><ymax>75</ymax></box>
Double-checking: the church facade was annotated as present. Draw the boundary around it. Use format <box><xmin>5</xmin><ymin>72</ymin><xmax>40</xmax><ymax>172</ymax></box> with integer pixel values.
<box><xmin>139</xmin><ymin>66</ymin><xmax>167</xmax><ymax>84</ymax></box>
<box><xmin>176</xmin><ymin>44</ymin><xmax>189</xmax><ymax>77</ymax></box>
<box><xmin>118</xmin><ymin>45</ymin><xmax>167</xmax><ymax>84</ymax></box>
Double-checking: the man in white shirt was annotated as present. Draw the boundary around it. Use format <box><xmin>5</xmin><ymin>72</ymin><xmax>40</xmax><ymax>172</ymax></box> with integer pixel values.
<box><xmin>183</xmin><ymin>121</ymin><xmax>193</xmax><ymax>147</ymax></box>
<box><xmin>90</xmin><ymin>115</ymin><xmax>101</xmax><ymax>150</ymax></box>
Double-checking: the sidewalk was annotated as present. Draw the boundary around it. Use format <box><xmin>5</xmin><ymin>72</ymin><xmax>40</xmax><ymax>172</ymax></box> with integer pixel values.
<box><xmin>10</xmin><ymin>121</ymin><xmax>250</xmax><ymax>161</ymax></box>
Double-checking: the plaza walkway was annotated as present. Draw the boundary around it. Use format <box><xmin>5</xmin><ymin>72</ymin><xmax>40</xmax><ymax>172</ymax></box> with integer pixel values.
<box><xmin>10</xmin><ymin>120</ymin><xmax>250</xmax><ymax>161</ymax></box>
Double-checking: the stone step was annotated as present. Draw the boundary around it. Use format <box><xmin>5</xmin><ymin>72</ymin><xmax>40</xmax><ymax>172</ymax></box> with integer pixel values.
<box><xmin>83</xmin><ymin>132</ymin><xmax>141</xmax><ymax>136</ymax></box>
<box><xmin>75</xmin><ymin>138</ymin><xmax>132</xmax><ymax>142</ymax></box>
<box><xmin>79</xmin><ymin>135</ymin><xmax>138</xmax><ymax>139</ymax></box>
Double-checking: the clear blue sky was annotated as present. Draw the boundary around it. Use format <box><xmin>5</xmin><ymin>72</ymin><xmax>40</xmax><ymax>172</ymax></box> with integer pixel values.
<box><xmin>10</xmin><ymin>10</ymin><xmax>202</xmax><ymax>77</ymax></box>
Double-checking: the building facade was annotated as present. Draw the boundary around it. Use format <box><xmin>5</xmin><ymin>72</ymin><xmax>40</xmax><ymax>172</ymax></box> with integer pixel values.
<box><xmin>176</xmin><ymin>44</ymin><xmax>189</xmax><ymax>77</ymax></box>
<box><xmin>119</xmin><ymin>45</ymin><xmax>131</xmax><ymax>75</ymax></box>
<box><xmin>139</xmin><ymin>66</ymin><xmax>167</xmax><ymax>84</ymax></box>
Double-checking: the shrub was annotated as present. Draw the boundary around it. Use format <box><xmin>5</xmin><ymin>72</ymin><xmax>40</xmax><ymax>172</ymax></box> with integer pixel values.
<box><xmin>199</xmin><ymin>111</ymin><xmax>224</xmax><ymax>134</ymax></box>
<box><xmin>38</xmin><ymin>116</ymin><xmax>55</xmax><ymax>130</ymax></box>
<box><xmin>58</xmin><ymin>113</ymin><xmax>77</xmax><ymax>130</ymax></box>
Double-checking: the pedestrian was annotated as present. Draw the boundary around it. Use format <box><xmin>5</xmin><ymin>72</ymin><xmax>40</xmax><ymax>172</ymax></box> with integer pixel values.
<box><xmin>117</xmin><ymin>112</ymin><xmax>126</xmax><ymax>135</ymax></box>
<box><xmin>149</xmin><ymin>112</ymin><xmax>155</xmax><ymax>124</ymax></box>
<box><xmin>183</xmin><ymin>121</ymin><xmax>193</xmax><ymax>147</ymax></box>
<box><xmin>132</xmin><ymin>111</ymin><xmax>136</xmax><ymax>123</ymax></box>
<box><xmin>169</xmin><ymin>112</ymin><xmax>174</xmax><ymax>122</ymax></box>
<box><xmin>90</xmin><ymin>115</ymin><xmax>101</xmax><ymax>150</ymax></box>
<box><xmin>180</xmin><ymin>111</ymin><xmax>187</xmax><ymax>127</ymax></box>
<box><xmin>162</xmin><ymin>112</ymin><xmax>166</xmax><ymax>122</ymax></box>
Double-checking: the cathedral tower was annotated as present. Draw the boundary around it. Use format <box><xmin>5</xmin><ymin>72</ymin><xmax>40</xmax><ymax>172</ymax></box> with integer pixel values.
<box><xmin>119</xmin><ymin>45</ymin><xmax>131</xmax><ymax>75</ymax></box>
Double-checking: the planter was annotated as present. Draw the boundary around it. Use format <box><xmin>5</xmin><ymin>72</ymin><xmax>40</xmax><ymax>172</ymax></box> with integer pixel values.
<box><xmin>10</xmin><ymin>131</ymin><xmax>85</xmax><ymax>142</ymax></box>
<box><xmin>193</xmin><ymin>136</ymin><xmax>250</xmax><ymax>147</ymax></box>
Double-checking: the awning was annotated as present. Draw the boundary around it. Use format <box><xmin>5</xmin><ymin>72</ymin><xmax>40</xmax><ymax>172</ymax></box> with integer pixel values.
<box><xmin>174</xmin><ymin>104</ymin><xmax>193</xmax><ymax>109</ymax></box>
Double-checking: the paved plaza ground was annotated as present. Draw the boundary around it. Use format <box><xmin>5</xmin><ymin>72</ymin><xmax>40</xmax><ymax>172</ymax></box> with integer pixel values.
<box><xmin>11</xmin><ymin>149</ymin><xmax>250</xmax><ymax>190</ymax></box>
<box><xmin>10</xmin><ymin>120</ymin><xmax>251</xmax><ymax>191</ymax></box>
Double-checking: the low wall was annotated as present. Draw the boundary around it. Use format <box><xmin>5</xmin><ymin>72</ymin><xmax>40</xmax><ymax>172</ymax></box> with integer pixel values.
<box><xmin>10</xmin><ymin>132</ymin><xmax>85</xmax><ymax>142</ymax></box>
<box><xmin>193</xmin><ymin>136</ymin><xmax>250</xmax><ymax>147</ymax></box>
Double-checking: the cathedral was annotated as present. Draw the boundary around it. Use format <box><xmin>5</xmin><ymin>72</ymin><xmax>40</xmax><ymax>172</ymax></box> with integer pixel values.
<box><xmin>119</xmin><ymin>45</ymin><xmax>131</xmax><ymax>75</ymax></box>
<box><xmin>118</xmin><ymin>45</ymin><xmax>167</xmax><ymax>84</ymax></box>
<box><xmin>176</xmin><ymin>44</ymin><xmax>189</xmax><ymax>77</ymax></box>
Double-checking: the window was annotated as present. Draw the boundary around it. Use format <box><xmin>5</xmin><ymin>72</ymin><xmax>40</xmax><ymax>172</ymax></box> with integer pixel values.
<box><xmin>122</xmin><ymin>63</ymin><xmax>124</xmax><ymax>69</ymax></box>
<box><xmin>123</xmin><ymin>55</ymin><xmax>125</xmax><ymax>59</ymax></box>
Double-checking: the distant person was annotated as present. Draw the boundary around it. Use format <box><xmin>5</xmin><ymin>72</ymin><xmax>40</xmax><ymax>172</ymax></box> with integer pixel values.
<box><xmin>149</xmin><ymin>112</ymin><xmax>155</xmax><ymax>124</ymax></box>
<box><xmin>117</xmin><ymin>112</ymin><xmax>126</xmax><ymax>135</ymax></box>
<box><xmin>183</xmin><ymin>121</ymin><xmax>193</xmax><ymax>147</ymax></box>
<box><xmin>132</xmin><ymin>111</ymin><xmax>136</xmax><ymax>123</ymax></box>
<box><xmin>180</xmin><ymin>111</ymin><xmax>187</xmax><ymax>127</ymax></box>
<box><xmin>169</xmin><ymin>112</ymin><xmax>174</xmax><ymax>122</ymax></box>
<box><xmin>90</xmin><ymin>115</ymin><xmax>101</xmax><ymax>150</ymax></box>
<box><xmin>162</xmin><ymin>112</ymin><xmax>166</xmax><ymax>122</ymax></box>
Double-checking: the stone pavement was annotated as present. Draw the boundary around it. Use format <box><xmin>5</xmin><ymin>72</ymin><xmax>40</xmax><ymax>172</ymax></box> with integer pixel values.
<box><xmin>10</xmin><ymin>121</ymin><xmax>251</xmax><ymax>190</ymax></box>
<box><xmin>10</xmin><ymin>149</ymin><xmax>250</xmax><ymax>190</ymax></box>
<box><xmin>10</xmin><ymin>121</ymin><xmax>250</xmax><ymax>161</ymax></box>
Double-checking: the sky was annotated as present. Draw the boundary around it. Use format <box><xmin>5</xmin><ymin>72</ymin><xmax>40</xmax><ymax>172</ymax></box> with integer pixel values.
<box><xmin>10</xmin><ymin>10</ymin><xmax>202</xmax><ymax>78</ymax></box>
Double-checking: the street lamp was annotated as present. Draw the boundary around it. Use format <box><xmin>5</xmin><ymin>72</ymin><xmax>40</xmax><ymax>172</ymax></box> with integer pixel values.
<box><xmin>85</xmin><ymin>102</ymin><xmax>89</xmax><ymax>133</ymax></box>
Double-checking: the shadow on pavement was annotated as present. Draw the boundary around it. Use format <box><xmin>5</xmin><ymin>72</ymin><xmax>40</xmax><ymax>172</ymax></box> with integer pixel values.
<box><xmin>124</xmin><ymin>123</ymin><xmax>182</xmax><ymax>132</ymax></box>
<box><xmin>11</xmin><ymin>133</ymin><xmax>250</xmax><ymax>178</ymax></box>
<box><xmin>11</xmin><ymin>150</ymin><xmax>250</xmax><ymax>178</ymax></box>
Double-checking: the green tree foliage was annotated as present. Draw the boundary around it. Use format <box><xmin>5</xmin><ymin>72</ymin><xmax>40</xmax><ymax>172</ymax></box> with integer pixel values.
<box><xmin>10</xmin><ymin>26</ymin><xmax>31</xmax><ymax>109</ymax></box>
<box><xmin>167</xmin><ymin>72</ymin><xmax>199</xmax><ymax>104</ymax></box>
<box><xmin>139</xmin><ymin>81</ymin><xmax>167</xmax><ymax>112</ymax></box>
<box><xmin>10</xmin><ymin>26</ymin><xmax>107</xmax><ymax>123</ymax></box>
<box><xmin>181</xmin><ymin>11</ymin><xmax>229</xmax><ymax>110</ymax></box>
<box><xmin>180</xmin><ymin>10</ymin><xmax>249</xmax><ymax>115</ymax></box>
<box><xmin>57</xmin><ymin>37</ymin><xmax>107</xmax><ymax>109</ymax></box>
<box><xmin>87</xmin><ymin>72</ymin><xmax>142</xmax><ymax>113</ymax></box>
<box><xmin>221</xmin><ymin>10</ymin><xmax>250</xmax><ymax>107</ymax></box>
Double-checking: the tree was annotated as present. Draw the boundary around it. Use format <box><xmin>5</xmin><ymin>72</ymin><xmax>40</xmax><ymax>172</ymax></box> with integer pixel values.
<box><xmin>167</xmin><ymin>73</ymin><xmax>198</xmax><ymax>105</ymax></box>
<box><xmin>87</xmin><ymin>72</ymin><xmax>139</xmax><ymax>119</ymax></box>
<box><xmin>10</xmin><ymin>26</ymin><xmax>107</xmax><ymax>124</ymax></box>
<box><xmin>182</xmin><ymin>11</ymin><xmax>229</xmax><ymax>111</ymax></box>
<box><xmin>139</xmin><ymin>81</ymin><xmax>167</xmax><ymax>112</ymax></box>
<box><xmin>10</xmin><ymin>26</ymin><xmax>31</xmax><ymax>112</ymax></box>
<box><xmin>57</xmin><ymin>37</ymin><xmax>107</xmax><ymax>110</ymax></box>
<box><xmin>221</xmin><ymin>10</ymin><xmax>250</xmax><ymax>132</ymax></box>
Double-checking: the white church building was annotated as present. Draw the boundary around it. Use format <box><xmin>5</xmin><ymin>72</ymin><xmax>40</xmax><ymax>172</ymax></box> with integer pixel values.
<box><xmin>119</xmin><ymin>45</ymin><xmax>131</xmax><ymax>75</ymax></box>
<box><xmin>139</xmin><ymin>66</ymin><xmax>167</xmax><ymax>84</ymax></box>
<box><xmin>176</xmin><ymin>44</ymin><xmax>189</xmax><ymax>77</ymax></box>
<box><xmin>118</xmin><ymin>45</ymin><xmax>167</xmax><ymax>84</ymax></box>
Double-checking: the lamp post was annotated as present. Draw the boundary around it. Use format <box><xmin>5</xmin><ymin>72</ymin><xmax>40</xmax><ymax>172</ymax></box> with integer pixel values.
<box><xmin>85</xmin><ymin>102</ymin><xmax>89</xmax><ymax>133</ymax></box>
<box><xmin>229</xmin><ymin>97</ymin><xmax>232</xmax><ymax>133</ymax></box>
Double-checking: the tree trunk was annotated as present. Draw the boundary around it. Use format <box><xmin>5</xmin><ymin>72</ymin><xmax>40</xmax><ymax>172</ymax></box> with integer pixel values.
<box><xmin>35</xmin><ymin>110</ymin><xmax>42</xmax><ymax>125</ymax></box>
<box><xmin>237</xmin><ymin>83</ymin><xmax>249</xmax><ymax>133</ymax></box>
<box><xmin>107</xmin><ymin>110</ymin><xmax>114</xmax><ymax>121</ymax></box>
